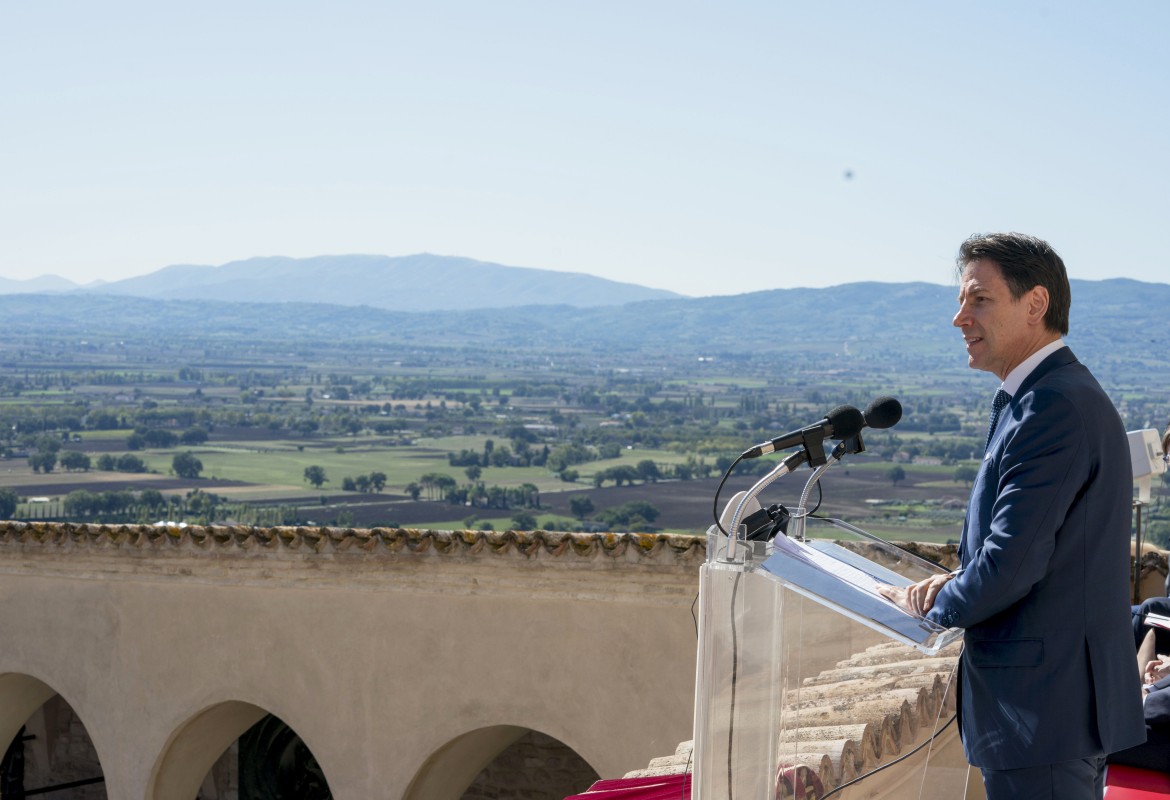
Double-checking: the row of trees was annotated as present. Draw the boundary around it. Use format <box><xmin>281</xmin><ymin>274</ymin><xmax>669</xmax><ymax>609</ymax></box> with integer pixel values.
<box><xmin>302</xmin><ymin>466</ymin><xmax>388</xmax><ymax>493</ymax></box>
<box><xmin>341</xmin><ymin>472</ymin><xmax>388</xmax><ymax>493</ymax></box>
<box><xmin>473</xmin><ymin>498</ymin><xmax>662</xmax><ymax>534</ymax></box>
<box><xmin>126</xmin><ymin>426</ymin><xmax>208</xmax><ymax>450</ymax></box>
<box><xmin>402</xmin><ymin>474</ymin><xmax>542</xmax><ymax>510</ymax></box>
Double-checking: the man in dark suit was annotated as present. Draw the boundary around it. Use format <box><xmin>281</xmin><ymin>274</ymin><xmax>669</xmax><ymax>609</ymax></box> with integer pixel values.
<box><xmin>880</xmin><ymin>233</ymin><xmax>1145</xmax><ymax>798</ymax></box>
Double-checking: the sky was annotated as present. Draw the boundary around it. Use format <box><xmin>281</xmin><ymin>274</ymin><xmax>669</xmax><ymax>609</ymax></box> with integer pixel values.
<box><xmin>1</xmin><ymin>1</ymin><xmax>1166</xmax><ymax>297</ymax></box>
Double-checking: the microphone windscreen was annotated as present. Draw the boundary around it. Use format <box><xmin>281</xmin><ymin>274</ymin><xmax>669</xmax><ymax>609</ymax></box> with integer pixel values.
<box><xmin>826</xmin><ymin>405</ymin><xmax>865</xmax><ymax>439</ymax></box>
<box><xmin>864</xmin><ymin>396</ymin><xmax>903</xmax><ymax>429</ymax></box>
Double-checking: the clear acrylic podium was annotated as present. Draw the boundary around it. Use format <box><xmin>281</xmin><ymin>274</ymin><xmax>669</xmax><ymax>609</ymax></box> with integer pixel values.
<box><xmin>692</xmin><ymin>515</ymin><xmax>970</xmax><ymax>800</ymax></box>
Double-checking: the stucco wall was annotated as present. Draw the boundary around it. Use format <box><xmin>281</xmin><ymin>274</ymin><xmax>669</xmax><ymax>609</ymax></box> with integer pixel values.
<box><xmin>0</xmin><ymin>523</ymin><xmax>703</xmax><ymax>800</ymax></box>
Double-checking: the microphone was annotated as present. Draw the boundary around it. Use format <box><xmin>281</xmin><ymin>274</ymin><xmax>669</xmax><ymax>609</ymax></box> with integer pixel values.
<box><xmin>831</xmin><ymin>396</ymin><xmax>903</xmax><ymax>457</ymax></box>
<box><xmin>863</xmin><ymin>396</ymin><xmax>902</xmax><ymax>430</ymax></box>
<box><xmin>741</xmin><ymin>404</ymin><xmax>865</xmax><ymax>459</ymax></box>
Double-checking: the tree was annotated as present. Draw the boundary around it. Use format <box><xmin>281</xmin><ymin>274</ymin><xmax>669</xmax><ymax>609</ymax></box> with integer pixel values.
<box><xmin>116</xmin><ymin>454</ymin><xmax>147</xmax><ymax>473</ymax></box>
<box><xmin>418</xmin><ymin>473</ymin><xmax>456</xmax><ymax>501</ymax></box>
<box><xmin>618</xmin><ymin>500</ymin><xmax>660</xmax><ymax>524</ymax></box>
<box><xmin>369</xmin><ymin>471</ymin><xmax>387</xmax><ymax>492</ymax></box>
<box><xmin>0</xmin><ymin>488</ymin><xmax>17</xmax><ymax>519</ymax></box>
<box><xmin>59</xmin><ymin>450</ymin><xmax>91</xmax><ymax>471</ymax></box>
<box><xmin>595</xmin><ymin>501</ymin><xmax>662</xmax><ymax>531</ymax></box>
<box><xmin>173</xmin><ymin>451</ymin><xmax>203</xmax><ymax>479</ymax></box>
<box><xmin>516</xmin><ymin>483</ymin><xmax>540</xmax><ymax>508</ymax></box>
<box><xmin>29</xmin><ymin>451</ymin><xmax>57</xmax><ymax>473</ymax></box>
<box><xmin>953</xmin><ymin>465</ymin><xmax>978</xmax><ymax>488</ymax></box>
<box><xmin>464</xmin><ymin>464</ymin><xmax>482</xmax><ymax>482</ymax></box>
<box><xmin>64</xmin><ymin>490</ymin><xmax>100</xmax><ymax>518</ymax></box>
<box><xmin>304</xmin><ymin>465</ymin><xmax>328</xmax><ymax>488</ymax></box>
<box><xmin>636</xmin><ymin>459</ymin><xmax>661</xmax><ymax>483</ymax></box>
<box><xmin>887</xmin><ymin>465</ymin><xmax>906</xmax><ymax>486</ymax></box>
<box><xmin>488</xmin><ymin>445</ymin><xmax>514</xmax><ymax>467</ymax></box>
<box><xmin>143</xmin><ymin>429</ymin><xmax>178</xmax><ymax>448</ymax></box>
<box><xmin>569</xmin><ymin>495</ymin><xmax>594</xmax><ymax>520</ymax></box>
<box><xmin>596</xmin><ymin>465</ymin><xmax>639</xmax><ymax>487</ymax></box>
<box><xmin>181</xmin><ymin>427</ymin><xmax>209</xmax><ymax>445</ymax></box>
<box><xmin>434</xmin><ymin>474</ymin><xmax>458</xmax><ymax>500</ymax></box>
<box><xmin>510</xmin><ymin>510</ymin><xmax>537</xmax><ymax>531</ymax></box>
<box><xmin>405</xmin><ymin>482</ymin><xmax>422</xmax><ymax>501</ymax></box>
<box><xmin>139</xmin><ymin>488</ymin><xmax>166</xmax><ymax>509</ymax></box>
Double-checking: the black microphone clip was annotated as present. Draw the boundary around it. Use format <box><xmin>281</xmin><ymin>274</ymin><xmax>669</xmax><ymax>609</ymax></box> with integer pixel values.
<box><xmin>741</xmin><ymin>405</ymin><xmax>865</xmax><ymax>468</ymax></box>
<box><xmin>742</xmin><ymin>503</ymin><xmax>791</xmax><ymax>541</ymax></box>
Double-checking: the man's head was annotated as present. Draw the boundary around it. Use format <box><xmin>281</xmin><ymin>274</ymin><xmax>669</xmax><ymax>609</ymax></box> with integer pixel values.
<box><xmin>952</xmin><ymin>233</ymin><xmax>1069</xmax><ymax>380</ymax></box>
<box><xmin>957</xmin><ymin>233</ymin><xmax>1071</xmax><ymax>335</ymax></box>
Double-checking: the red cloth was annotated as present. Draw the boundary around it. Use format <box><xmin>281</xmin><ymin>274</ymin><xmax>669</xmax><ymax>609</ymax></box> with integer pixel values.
<box><xmin>1105</xmin><ymin>764</ymin><xmax>1170</xmax><ymax>798</ymax></box>
<box><xmin>564</xmin><ymin>766</ymin><xmax>822</xmax><ymax>800</ymax></box>
<box><xmin>564</xmin><ymin>773</ymin><xmax>690</xmax><ymax>799</ymax></box>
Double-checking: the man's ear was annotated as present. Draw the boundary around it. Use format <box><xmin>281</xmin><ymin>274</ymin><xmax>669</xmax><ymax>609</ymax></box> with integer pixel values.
<box><xmin>1027</xmin><ymin>285</ymin><xmax>1050</xmax><ymax>325</ymax></box>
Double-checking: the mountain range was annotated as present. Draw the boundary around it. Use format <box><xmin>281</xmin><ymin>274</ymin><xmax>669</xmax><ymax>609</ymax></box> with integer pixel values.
<box><xmin>0</xmin><ymin>254</ymin><xmax>680</xmax><ymax>310</ymax></box>
<box><xmin>3</xmin><ymin>277</ymin><xmax>1168</xmax><ymax>374</ymax></box>
<box><xmin>3</xmin><ymin>253</ymin><xmax>1169</xmax><ymax>385</ymax></box>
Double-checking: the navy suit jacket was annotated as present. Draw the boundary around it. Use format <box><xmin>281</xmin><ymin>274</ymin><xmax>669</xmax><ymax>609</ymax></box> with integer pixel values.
<box><xmin>1146</xmin><ymin>677</ymin><xmax>1170</xmax><ymax>727</ymax></box>
<box><xmin>927</xmin><ymin>347</ymin><xmax>1145</xmax><ymax>769</ymax></box>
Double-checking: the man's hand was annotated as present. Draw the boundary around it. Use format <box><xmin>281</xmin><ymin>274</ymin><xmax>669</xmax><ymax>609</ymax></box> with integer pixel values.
<box><xmin>877</xmin><ymin>573</ymin><xmax>954</xmax><ymax>617</ymax></box>
<box><xmin>1145</xmin><ymin>654</ymin><xmax>1170</xmax><ymax>685</ymax></box>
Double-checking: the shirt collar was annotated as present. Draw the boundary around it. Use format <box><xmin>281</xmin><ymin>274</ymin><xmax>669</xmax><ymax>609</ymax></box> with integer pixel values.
<box><xmin>1001</xmin><ymin>338</ymin><xmax>1066</xmax><ymax>397</ymax></box>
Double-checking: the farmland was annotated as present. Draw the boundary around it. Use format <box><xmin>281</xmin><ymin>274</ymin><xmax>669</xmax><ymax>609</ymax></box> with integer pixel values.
<box><xmin>1</xmin><ymin>287</ymin><xmax>1168</xmax><ymax>545</ymax></box>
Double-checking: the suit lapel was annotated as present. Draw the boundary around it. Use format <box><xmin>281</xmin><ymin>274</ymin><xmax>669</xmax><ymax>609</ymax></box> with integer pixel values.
<box><xmin>958</xmin><ymin>347</ymin><xmax>1078</xmax><ymax>565</ymax></box>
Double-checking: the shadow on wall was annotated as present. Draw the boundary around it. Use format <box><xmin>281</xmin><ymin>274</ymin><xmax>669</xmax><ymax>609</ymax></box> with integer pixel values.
<box><xmin>462</xmin><ymin>729</ymin><xmax>600</xmax><ymax>800</ymax></box>
<box><xmin>1</xmin><ymin>701</ymin><xmax>600</xmax><ymax>800</ymax></box>
<box><xmin>0</xmin><ymin>680</ymin><xmax>106</xmax><ymax>799</ymax></box>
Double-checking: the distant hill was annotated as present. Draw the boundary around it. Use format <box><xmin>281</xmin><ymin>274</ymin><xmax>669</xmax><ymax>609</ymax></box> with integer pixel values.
<box><xmin>4</xmin><ymin>278</ymin><xmax>1168</xmax><ymax>379</ymax></box>
<box><xmin>61</xmin><ymin>254</ymin><xmax>681</xmax><ymax>310</ymax></box>
<box><xmin>0</xmin><ymin>274</ymin><xmax>78</xmax><ymax>294</ymax></box>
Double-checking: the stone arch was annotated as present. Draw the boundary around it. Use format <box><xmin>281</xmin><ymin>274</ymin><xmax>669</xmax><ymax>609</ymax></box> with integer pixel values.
<box><xmin>0</xmin><ymin>673</ymin><xmax>107</xmax><ymax>796</ymax></box>
<box><xmin>148</xmin><ymin>700</ymin><xmax>337</xmax><ymax>800</ymax></box>
<box><xmin>148</xmin><ymin>700</ymin><xmax>268</xmax><ymax>800</ymax></box>
<box><xmin>404</xmin><ymin>725</ymin><xmax>600</xmax><ymax>800</ymax></box>
<box><xmin>0</xmin><ymin>674</ymin><xmax>57</xmax><ymax>756</ymax></box>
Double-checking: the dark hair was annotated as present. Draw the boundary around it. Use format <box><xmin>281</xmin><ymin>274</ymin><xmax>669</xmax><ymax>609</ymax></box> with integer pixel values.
<box><xmin>957</xmin><ymin>232</ymin><xmax>1071</xmax><ymax>335</ymax></box>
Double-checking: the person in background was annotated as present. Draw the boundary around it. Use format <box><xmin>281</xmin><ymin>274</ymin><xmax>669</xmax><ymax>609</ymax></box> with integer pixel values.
<box><xmin>1109</xmin><ymin>615</ymin><xmax>1170</xmax><ymax>772</ymax></box>
<box><xmin>880</xmin><ymin>232</ymin><xmax>1145</xmax><ymax>799</ymax></box>
<box><xmin>1109</xmin><ymin>423</ymin><xmax>1170</xmax><ymax>772</ymax></box>
<box><xmin>1162</xmin><ymin>424</ymin><xmax>1170</xmax><ymax>598</ymax></box>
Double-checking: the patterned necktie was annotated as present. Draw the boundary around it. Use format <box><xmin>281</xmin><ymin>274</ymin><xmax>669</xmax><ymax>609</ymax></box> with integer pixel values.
<box><xmin>984</xmin><ymin>389</ymin><xmax>1011</xmax><ymax>452</ymax></box>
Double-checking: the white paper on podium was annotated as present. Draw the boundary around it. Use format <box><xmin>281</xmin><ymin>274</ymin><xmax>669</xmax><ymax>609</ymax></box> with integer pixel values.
<box><xmin>757</xmin><ymin>534</ymin><xmax>959</xmax><ymax>650</ymax></box>
<box><xmin>768</xmin><ymin>531</ymin><xmax>909</xmax><ymax>599</ymax></box>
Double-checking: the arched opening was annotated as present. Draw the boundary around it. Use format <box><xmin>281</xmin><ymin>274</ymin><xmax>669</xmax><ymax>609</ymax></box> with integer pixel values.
<box><xmin>151</xmin><ymin>702</ymin><xmax>334</xmax><ymax>800</ymax></box>
<box><xmin>406</xmin><ymin>725</ymin><xmax>599</xmax><ymax>800</ymax></box>
<box><xmin>0</xmin><ymin>674</ymin><xmax>107</xmax><ymax>798</ymax></box>
<box><xmin>461</xmin><ymin>729</ymin><xmax>600</xmax><ymax>800</ymax></box>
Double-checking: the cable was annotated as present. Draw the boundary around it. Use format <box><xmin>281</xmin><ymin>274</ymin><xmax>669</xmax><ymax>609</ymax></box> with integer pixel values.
<box><xmin>711</xmin><ymin>454</ymin><xmax>745</xmax><ymax>537</ymax></box>
<box><xmin>819</xmin><ymin>713</ymin><xmax>958</xmax><ymax>799</ymax></box>
<box><xmin>807</xmin><ymin>478</ymin><xmax>823</xmax><ymax>516</ymax></box>
<box><xmin>726</xmin><ymin>571</ymin><xmax>742</xmax><ymax>800</ymax></box>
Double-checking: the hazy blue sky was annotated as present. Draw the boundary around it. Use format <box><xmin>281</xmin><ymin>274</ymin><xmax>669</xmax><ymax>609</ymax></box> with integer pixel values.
<box><xmin>2</xmin><ymin>1</ymin><xmax>1166</xmax><ymax>296</ymax></box>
